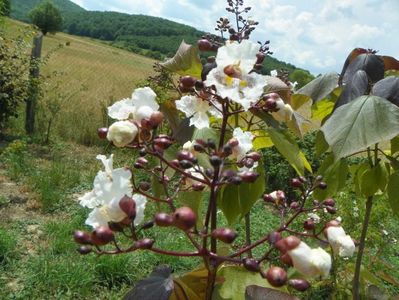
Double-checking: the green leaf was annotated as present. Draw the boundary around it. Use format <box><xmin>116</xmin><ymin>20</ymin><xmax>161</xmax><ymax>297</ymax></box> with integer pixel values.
<box><xmin>360</xmin><ymin>166</ymin><xmax>380</xmax><ymax>197</ymax></box>
<box><xmin>291</xmin><ymin>94</ymin><xmax>312</xmax><ymax>110</ymax></box>
<box><xmin>391</xmin><ymin>136</ymin><xmax>399</xmax><ymax>155</ymax></box>
<box><xmin>160</xmin><ymin>40</ymin><xmax>202</xmax><ymax>78</ymax></box>
<box><xmin>321</xmin><ymin>96</ymin><xmax>399</xmax><ymax>160</ymax></box>
<box><xmin>313</xmin><ymin>153</ymin><xmax>348</xmax><ymax>199</ymax></box>
<box><xmin>245</xmin><ymin>285</ymin><xmax>299</xmax><ymax>300</ymax></box>
<box><xmin>171</xmin><ymin>267</ymin><xmax>208</xmax><ymax>300</ymax></box>
<box><xmin>264</xmin><ymin>75</ymin><xmax>291</xmax><ymax>102</ymax></box>
<box><xmin>216</xmin><ymin>266</ymin><xmax>282</xmax><ymax>300</ymax></box>
<box><xmin>267</xmin><ymin>128</ymin><xmax>312</xmax><ymax>175</ymax></box>
<box><xmin>387</xmin><ymin>171</ymin><xmax>399</xmax><ymax>216</ymax></box>
<box><xmin>252</xmin><ymin>130</ymin><xmax>273</xmax><ymax>150</ymax></box>
<box><xmin>296</xmin><ymin>72</ymin><xmax>339</xmax><ymax>103</ymax></box>
<box><xmin>219</xmin><ymin>164</ymin><xmax>266</xmax><ymax>224</ymax></box>
<box><xmin>315</xmin><ymin>130</ymin><xmax>329</xmax><ymax>157</ymax></box>
<box><xmin>311</xmin><ymin>99</ymin><xmax>334</xmax><ymax>122</ymax></box>
<box><xmin>192</xmin><ymin>127</ymin><xmax>220</xmax><ymax>169</ymax></box>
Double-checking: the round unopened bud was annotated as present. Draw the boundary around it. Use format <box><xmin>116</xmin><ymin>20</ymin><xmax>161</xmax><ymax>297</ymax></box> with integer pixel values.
<box><xmin>224</xmin><ymin>64</ymin><xmax>242</xmax><ymax>78</ymax></box>
<box><xmin>325</xmin><ymin>220</ymin><xmax>340</xmax><ymax>228</ymax></box>
<box><xmin>263</xmin><ymin>193</ymin><xmax>274</xmax><ymax>203</ymax></box>
<box><xmin>223</xmin><ymin>145</ymin><xmax>233</xmax><ymax>156</ymax></box>
<box><xmin>228</xmin><ymin>138</ymin><xmax>239</xmax><ymax>148</ymax></box>
<box><xmin>136</xmin><ymin>157</ymin><xmax>148</xmax><ymax>166</ymax></box>
<box><xmin>299</xmin><ymin>176</ymin><xmax>307</xmax><ymax>183</ymax></box>
<box><xmin>265</xmin><ymin>99</ymin><xmax>277</xmax><ymax>111</ymax></box>
<box><xmin>280</xmin><ymin>253</ymin><xmax>293</xmax><ymax>266</ymax></box>
<box><xmin>323</xmin><ymin>198</ymin><xmax>336</xmax><ymax>207</ymax></box>
<box><xmin>243</xmin><ymin>258</ymin><xmax>260</xmax><ymax>272</ymax></box>
<box><xmin>207</xmin><ymin>139</ymin><xmax>216</xmax><ymax>149</ymax></box>
<box><xmin>134</xmin><ymin>238</ymin><xmax>155</xmax><ymax>249</ymax></box>
<box><xmin>230</xmin><ymin>34</ymin><xmax>240</xmax><ymax>41</ymax></box>
<box><xmin>173</xmin><ymin>207</ymin><xmax>197</xmax><ymax>231</ymax></box>
<box><xmin>139</xmin><ymin>181</ymin><xmax>151</xmax><ymax>191</ymax></box>
<box><xmin>240</xmin><ymin>171</ymin><xmax>259</xmax><ymax>183</ymax></box>
<box><xmin>155</xmin><ymin>213</ymin><xmax>174</xmax><ymax>227</ymax></box>
<box><xmin>288</xmin><ymin>279</ymin><xmax>310</xmax><ymax>292</ymax></box>
<box><xmin>140</xmin><ymin>128</ymin><xmax>152</xmax><ymax>142</ymax></box>
<box><xmin>231</xmin><ymin>176</ymin><xmax>242</xmax><ymax>185</ymax></box>
<box><xmin>180</xmin><ymin>76</ymin><xmax>197</xmax><ymax>88</ymax></box>
<box><xmin>211</xmin><ymin>228</ymin><xmax>238</xmax><ymax>244</ymax></box>
<box><xmin>154</xmin><ymin>137</ymin><xmax>173</xmax><ymax>150</ymax></box>
<box><xmin>74</xmin><ymin>230</ymin><xmax>92</xmax><ymax>245</ymax></box>
<box><xmin>275</xmin><ymin>235</ymin><xmax>300</xmax><ymax>253</ymax></box>
<box><xmin>315</xmin><ymin>175</ymin><xmax>323</xmax><ymax>182</ymax></box>
<box><xmin>246</xmin><ymin>152</ymin><xmax>261</xmax><ymax>162</ymax></box>
<box><xmin>97</xmin><ymin>127</ymin><xmax>108</xmax><ymax>139</ymax></box>
<box><xmin>177</xmin><ymin>150</ymin><xmax>195</xmax><ymax>162</ymax></box>
<box><xmin>78</xmin><ymin>245</ymin><xmax>92</xmax><ymax>255</ymax></box>
<box><xmin>291</xmin><ymin>178</ymin><xmax>303</xmax><ymax>188</ymax></box>
<box><xmin>256</xmin><ymin>52</ymin><xmax>265</xmax><ymax>64</ymax></box>
<box><xmin>210</xmin><ymin>155</ymin><xmax>222</xmax><ymax>167</ymax></box>
<box><xmin>192</xmin><ymin>183</ymin><xmax>206</xmax><ymax>191</ymax></box>
<box><xmin>141</xmin><ymin>221</ymin><xmax>154</xmax><ymax>230</ymax></box>
<box><xmin>303</xmin><ymin>219</ymin><xmax>315</xmax><ymax>230</ymax></box>
<box><xmin>318</xmin><ymin>181</ymin><xmax>327</xmax><ymax>190</ymax></box>
<box><xmin>139</xmin><ymin>148</ymin><xmax>147</xmax><ymax>157</ymax></box>
<box><xmin>326</xmin><ymin>206</ymin><xmax>337</xmax><ymax>214</ymax></box>
<box><xmin>91</xmin><ymin>226</ymin><xmax>114</xmax><ymax>246</ymax></box>
<box><xmin>244</xmin><ymin>158</ymin><xmax>255</xmax><ymax>168</ymax></box>
<box><xmin>149</xmin><ymin>111</ymin><xmax>164</xmax><ymax>127</ymax></box>
<box><xmin>179</xmin><ymin>159</ymin><xmax>193</xmax><ymax>169</ymax></box>
<box><xmin>268</xmin><ymin>231</ymin><xmax>282</xmax><ymax>245</ymax></box>
<box><xmin>266</xmin><ymin>266</ymin><xmax>287</xmax><ymax>287</ymax></box>
<box><xmin>197</xmin><ymin>39</ymin><xmax>213</xmax><ymax>52</ymax></box>
<box><xmin>193</xmin><ymin>143</ymin><xmax>205</xmax><ymax>152</ymax></box>
<box><xmin>119</xmin><ymin>196</ymin><xmax>136</xmax><ymax>219</ymax></box>
<box><xmin>290</xmin><ymin>201</ymin><xmax>300</xmax><ymax>209</ymax></box>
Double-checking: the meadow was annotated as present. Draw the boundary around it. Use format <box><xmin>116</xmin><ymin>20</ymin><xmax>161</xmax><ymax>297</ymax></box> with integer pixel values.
<box><xmin>1</xmin><ymin>17</ymin><xmax>399</xmax><ymax>300</ymax></box>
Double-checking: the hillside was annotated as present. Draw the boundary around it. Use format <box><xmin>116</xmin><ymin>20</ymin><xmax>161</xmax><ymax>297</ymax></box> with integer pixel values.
<box><xmin>10</xmin><ymin>0</ymin><xmax>85</xmax><ymax>21</ymax></box>
<box><xmin>9</xmin><ymin>0</ymin><xmax>311</xmax><ymax>78</ymax></box>
<box><xmin>3</xmin><ymin>18</ymin><xmax>155</xmax><ymax>145</ymax></box>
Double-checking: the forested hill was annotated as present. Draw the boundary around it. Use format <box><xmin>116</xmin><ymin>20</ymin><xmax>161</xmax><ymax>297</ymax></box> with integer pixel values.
<box><xmin>10</xmin><ymin>0</ymin><xmax>314</xmax><ymax>81</ymax></box>
<box><xmin>10</xmin><ymin>0</ymin><xmax>85</xmax><ymax>21</ymax></box>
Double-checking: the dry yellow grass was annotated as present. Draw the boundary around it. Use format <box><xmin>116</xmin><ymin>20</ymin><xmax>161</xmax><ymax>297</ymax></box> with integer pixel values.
<box><xmin>3</xmin><ymin>18</ymin><xmax>156</xmax><ymax>144</ymax></box>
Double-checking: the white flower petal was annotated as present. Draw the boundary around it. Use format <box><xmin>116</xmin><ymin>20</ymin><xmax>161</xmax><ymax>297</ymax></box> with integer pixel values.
<box><xmin>85</xmin><ymin>207</ymin><xmax>110</xmax><ymax>229</ymax></box>
<box><xmin>79</xmin><ymin>190</ymin><xmax>99</xmax><ymax>209</ymax></box>
<box><xmin>326</xmin><ymin>226</ymin><xmax>355</xmax><ymax>257</ymax></box>
<box><xmin>190</xmin><ymin>112</ymin><xmax>209</xmax><ymax>129</ymax></box>
<box><xmin>132</xmin><ymin>87</ymin><xmax>159</xmax><ymax>112</ymax></box>
<box><xmin>108</xmin><ymin>98</ymin><xmax>135</xmax><ymax>120</ymax></box>
<box><xmin>175</xmin><ymin>95</ymin><xmax>197</xmax><ymax>116</ymax></box>
<box><xmin>216</xmin><ymin>40</ymin><xmax>259</xmax><ymax>74</ymax></box>
<box><xmin>96</xmin><ymin>154</ymin><xmax>113</xmax><ymax>175</ymax></box>
<box><xmin>232</xmin><ymin>128</ymin><xmax>254</xmax><ymax>160</ymax></box>
<box><xmin>107</xmin><ymin>121</ymin><xmax>138</xmax><ymax>147</ymax></box>
<box><xmin>133</xmin><ymin>194</ymin><xmax>147</xmax><ymax>226</ymax></box>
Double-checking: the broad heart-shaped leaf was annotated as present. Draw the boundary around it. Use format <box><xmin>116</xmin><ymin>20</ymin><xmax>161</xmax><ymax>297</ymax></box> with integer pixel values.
<box><xmin>124</xmin><ymin>265</ymin><xmax>174</xmax><ymax>300</ymax></box>
<box><xmin>160</xmin><ymin>40</ymin><xmax>202</xmax><ymax>78</ymax></box>
<box><xmin>381</xmin><ymin>55</ymin><xmax>399</xmax><ymax>71</ymax></box>
<box><xmin>245</xmin><ymin>285</ymin><xmax>299</xmax><ymax>300</ymax></box>
<box><xmin>321</xmin><ymin>95</ymin><xmax>399</xmax><ymax>160</ymax></box>
<box><xmin>315</xmin><ymin>130</ymin><xmax>329</xmax><ymax>157</ymax></box>
<box><xmin>267</xmin><ymin>128</ymin><xmax>312</xmax><ymax>176</ymax></box>
<box><xmin>311</xmin><ymin>99</ymin><xmax>334</xmax><ymax>122</ymax></box>
<box><xmin>263</xmin><ymin>75</ymin><xmax>291</xmax><ymax>102</ymax></box>
<box><xmin>170</xmin><ymin>267</ymin><xmax>209</xmax><ymax>300</ymax></box>
<box><xmin>387</xmin><ymin>171</ymin><xmax>399</xmax><ymax>216</ymax></box>
<box><xmin>391</xmin><ymin>136</ymin><xmax>399</xmax><ymax>155</ymax></box>
<box><xmin>338</xmin><ymin>48</ymin><xmax>369</xmax><ymax>85</ymax></box>
<box><xmin>218</xmin><ymin>163</ymin><xmax>266</xmax><ymax>225</ymax></box>
<box><xmin>360</xmin><ymin>164</ymin><xmax>384</xmax><ymax>197</ymax></box>
<box><xmin>372</xmin><ymin>76</ymin><xmax>399</xmax><ymax>107</ymax></box>
<box><xmin>252</xmin><ymin>130</ymin><xmax>273</xmax><ymax>150</ymax></box>
<box><xmin>296</xmin><ymin>72</ymin><xmax>339</xmax><ymax>103</ymax></box>
<box><xmin>341</xmin><ymin>53</ymin><xmax>384</xmax><ymax>85</ymax></box>
<box><xmin>215</xmin><ymin>266</ymin><xmax>285</xmax><ymax>300</ymax></box>
<box><xmin>172</xmin><ymin>118</ymin><xmax>195</xmax><ymax>144</ymax></box>
<box><xmin>334</xmin><ymin>70</ymin><xmax>369</xmax><ymax>109</ymax></box>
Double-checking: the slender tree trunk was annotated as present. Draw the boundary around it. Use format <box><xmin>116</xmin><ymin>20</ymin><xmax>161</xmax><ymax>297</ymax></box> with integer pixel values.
<box><xmin>25</xmin><ymin>33</ymin><xmax>43</xmax><ymax>135</ymax></box>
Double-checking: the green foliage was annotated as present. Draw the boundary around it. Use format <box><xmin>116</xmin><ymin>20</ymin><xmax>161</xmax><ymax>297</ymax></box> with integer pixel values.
<box><xmin>288</xmin><ymin>69</ymin><xmax>315</xmax><ymax>89</ymax></box>
<box><xmin>29</xmin><ymin>1</ymin><xmax>63</xmax><ymax>35</ymax></box>
<box><xmin>0</xmin><ymin>0</ymin><xmax>10</xmax><ymax>16</ymax></box>
<box><xmin>0</xmin><ymin>227</ymin><xmax>17</xmax><ymax>266</ymax></box>
<box><xmin>0</xmin><ymin>31</ymin><xmax>31</xmax><ymax>130</ymax></box>
<box><xmin>10</xmin><ymin>0</ymin><xmax>84</xmax><ymax>22</ymax></box>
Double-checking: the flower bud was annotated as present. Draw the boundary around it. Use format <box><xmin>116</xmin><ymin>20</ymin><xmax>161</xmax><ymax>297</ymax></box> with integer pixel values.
<box><xmin>246</xmin><ymin>152</ymin><xmax>261</xmax><ymax>162</ymax></box>
<box><xmin>77</xmin><ymin>245</ymin><xmax>92</xmax><ymax>255</ymax></box>
<box><xmin>243</xmin><ymin>258</ymin><xmax>260</xmax><ymax>272</ymax></box>
<box><xmin>177</xmin><ymin>150</ymin><xmax>195</xmax><ymax>162</ymax></box>
<box><xmin>192</xmin><ymin>183</ymin><xmax>206</xmax><ymax>191</ymax></box>
<box><xmin>134</xmin><ymin>238</ymin><xmax>155</xmax><ymax>249</ymax></box>
<box><xmin>280</xmin><ymin>253</ymin><xmax>293</xmax><ymax>266</ymax></box>
<box><xmin>141</xmin><ymin>221</ymin><xmax>154</xmax><ymax>230</ymax></box>
<box><xmin>179</xmin><ymin>160</ymin><xmax>193</xmax><ymax>169</ymax></box>
<box><xmin>139</xmin><ymin>181</ymin><xmax>151</xmax><ymax>191</ymax></box>
<box><xmin>155</xmin><ymin>213</ymin><xmax>174</xmax><ymax>227</ymax></box>
<box><xmin>149</xmin><ymin>111</ymin><xmax>164</xmax><ymax>127</ymax></box>
<box><xmin>223</xmin><ymin>145</ymin><xmax>233</xmax><ymax>156</ymax></box>
<box><xmin>91</xmin><ymin>226</ymin><xmax>114</xmax><ymax>246</ymax></box>
<box><xmin>97</xmin><ymin>127</ymin><xmax>108</xmax><ymax>139</ymax></box>
<box><xmin>119</xmin><ymin>196</ymin><xmax>136</xmax><ymax>219</ymax></box>
<box><xmin>288</xmin><ymin>279</ymin><xmax>310</xmax><ymax>291</ymax></box>
<box><xmin>197</xmin><ymin>39</ymin><xmax>213</xmax><ymax>52</ymax></box>
<box><xmin>303</xmin><ymin>219</ymin><xmax>315</xmax><ymax>231</ymax></box>
<box><xmin>240</xmin><ymin>171</ymin><xmax>259</xmax><ymax>183</ymax></box>
<box><xmin>207</xmin><ymin>139</ymin><xmax>216</xmax><ymax>149</ymax></box>
<box><xmin>266</xmin><ymin>266</ymin><xmax>287</xmax><ymax>287</ymax></box>
<box><xmin>268</xmin><ymin>231</ymin><xmax>282</xmax><ymax>245</ymax></box>
<box><xmin>154</xmin><ymin>137</ymin><xmax>173</xmax><ymax>150</ymax></box>
<box><xmin>107</xmin><ymin>121</ymin><xmax>138</xmax><ymax>147</ymax></box>
<box><xmin>290</xmin><ymin>201</ymin><xmax>300</xmax><ymax>209</ymax></box>
<box><xmin>74</xmin><ymin>230</ymin><xmax>92</xmax><ymax>245</ymax></box>
<box><xmin>180</xmin><ymin>76</ymin><xmax>197</xmax><ymax>88</ymax></box>
<box><xmin>173</xmin><ymin>207</ymin><xmax>197</xmax><ymax>231</ymax></box>
<box><xmin>231</xmin><ymin>176</ymin><xmax>242</xmax><ymax>185</ymax></box>
<box><xmin>326</xmin><ymin>206</ymin><xmax>337</xmax><ymax>214</ymax></box>
<box><xmin>275</xmin><ymin>235</ymin><xmax>301</xmax><ymax>253</ymax></box>
<box><xmin>317</xmin><ymin>181</ymin><xmax>327</xmax><ymax>190</ymax></box>
<box><xmin>263</xmin><ymin>194</ymin><xmax>274</xmax><ymax>203</ymax></box>
<box><xmin>210</xmin><ymin>155</ymin><xmax>222</xmax><ymax>167</ymax></box>
<box><xmin>211</xmin><ymin>228</ymin><xmax>238</xmax><ymax>244</ymax></box>
<box><xmin>256</xmin><ymin>52</ymin><xmax>265</xmax><ymax>64</ymax></box>
<box><xmin>323</xmin><ymin>198</ymin><xmax>336</xmax><ymax>207</ymax></box>
<box><xmin>228</xmin><ymin>137</ymin><xmax>239</xmax><ymax>147</ymax></box>
<box><xmin>244</xmin><ymin>158</ymin><xmax>255</xmax><ymax>168</ymax></box>
<box><xmin>291</xmin><ymin>178</ymin><xmax>303</xmax><ymax>188</ymax></box>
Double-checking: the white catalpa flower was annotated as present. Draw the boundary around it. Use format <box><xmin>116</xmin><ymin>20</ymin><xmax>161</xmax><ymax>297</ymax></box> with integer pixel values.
<box><xmin>270</xmin><ymin>70</ymin><xmax>278</xmax><ymax>77</ymax></box>
<box><xmin>308</xmin><ymin>213</ymin><xmax>321</xmax><ymax>224</ymax></box>
<box><xmin>184</xmin><ymin>167</ymin><xmax>205</xmax><ymax>187</ymax></box>
<box><xmin>107</xmin><ymin>120</ymin><xmax>138</xmax><ymax>147</ymax></box>
<box><xmin>79</xmin><ymin>155</ymin><xmax>147</xmax><ymax>229</ymax></box>
<box><xmin>326</xmin><ymin>226</ymin><xmax>356</xmax><ymax>257</ymax></box>
<box><xmin>231</xmin><ymin>128</ymin><xmax>254</xmax><ymax>160</ymax></box>
<box><xmin>273</xmin><ymin>98</ymin><xmax>294</xmax><ymax>121</ymax></box>
<box><xmin>288</xmin><ymin>241</ymin><xmax>332</xmax><ymax>278</ymax></box>
<box><xmin>175</xmin><ymin>95</ymin><xmax>221</xmax><ymax>129</ymax></box>
<box><xmin>204</xmin><ymin>40</ymin><xmax>267</xmax><ymax>111</ymax></box>
<box><xmin>108</xmin><ymin>87</ymin><xmax>159</xmax><ymax>122</ymax></box>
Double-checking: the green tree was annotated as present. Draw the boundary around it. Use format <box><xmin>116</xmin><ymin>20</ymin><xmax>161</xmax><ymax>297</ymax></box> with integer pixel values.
<box><xmin>289</xmin><ymin>69</ymin><xmax>315</xmax><ymax>89</ymax></box>
<box><xmin>29</xmin><ymin>1</ymin><xmax>62</xmax><ymax>35</ymax></box>
<box><xmin>0</xmin><ymin>0</ymin><xmax>10</xmax><ymax>16</ymax></box>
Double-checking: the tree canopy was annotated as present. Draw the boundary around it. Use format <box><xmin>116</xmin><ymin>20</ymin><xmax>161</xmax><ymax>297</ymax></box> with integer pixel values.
<box><xmin>29</xmin><ymin>1</ymin><xmax>62</xmax><ymax>35</ymax></box>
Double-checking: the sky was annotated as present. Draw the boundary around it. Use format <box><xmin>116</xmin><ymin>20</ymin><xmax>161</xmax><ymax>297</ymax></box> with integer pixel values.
<box><xmin>69</xmin><ymin>0</ymin><xmax>399</xmax><ymax>75</ymax></box>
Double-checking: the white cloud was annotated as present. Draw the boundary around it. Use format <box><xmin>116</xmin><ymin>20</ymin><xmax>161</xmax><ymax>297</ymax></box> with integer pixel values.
<box><xmin>70</xmin><ymin>0</ymin><xmax>399</xmax><ymax>74</ymax></box>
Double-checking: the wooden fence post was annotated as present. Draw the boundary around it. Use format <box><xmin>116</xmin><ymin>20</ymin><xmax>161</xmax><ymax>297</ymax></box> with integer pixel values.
<box><xmin>25</xmin><ymin>33</ymin><xmax>43</xmax><ymax>135</ymax></box>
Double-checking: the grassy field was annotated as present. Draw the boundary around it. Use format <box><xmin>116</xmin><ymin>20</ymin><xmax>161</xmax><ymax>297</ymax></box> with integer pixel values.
<box><xmin>4</xmin><ymin>18</ymin><xmax>155</xmax><ymax>145</ymax></box>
